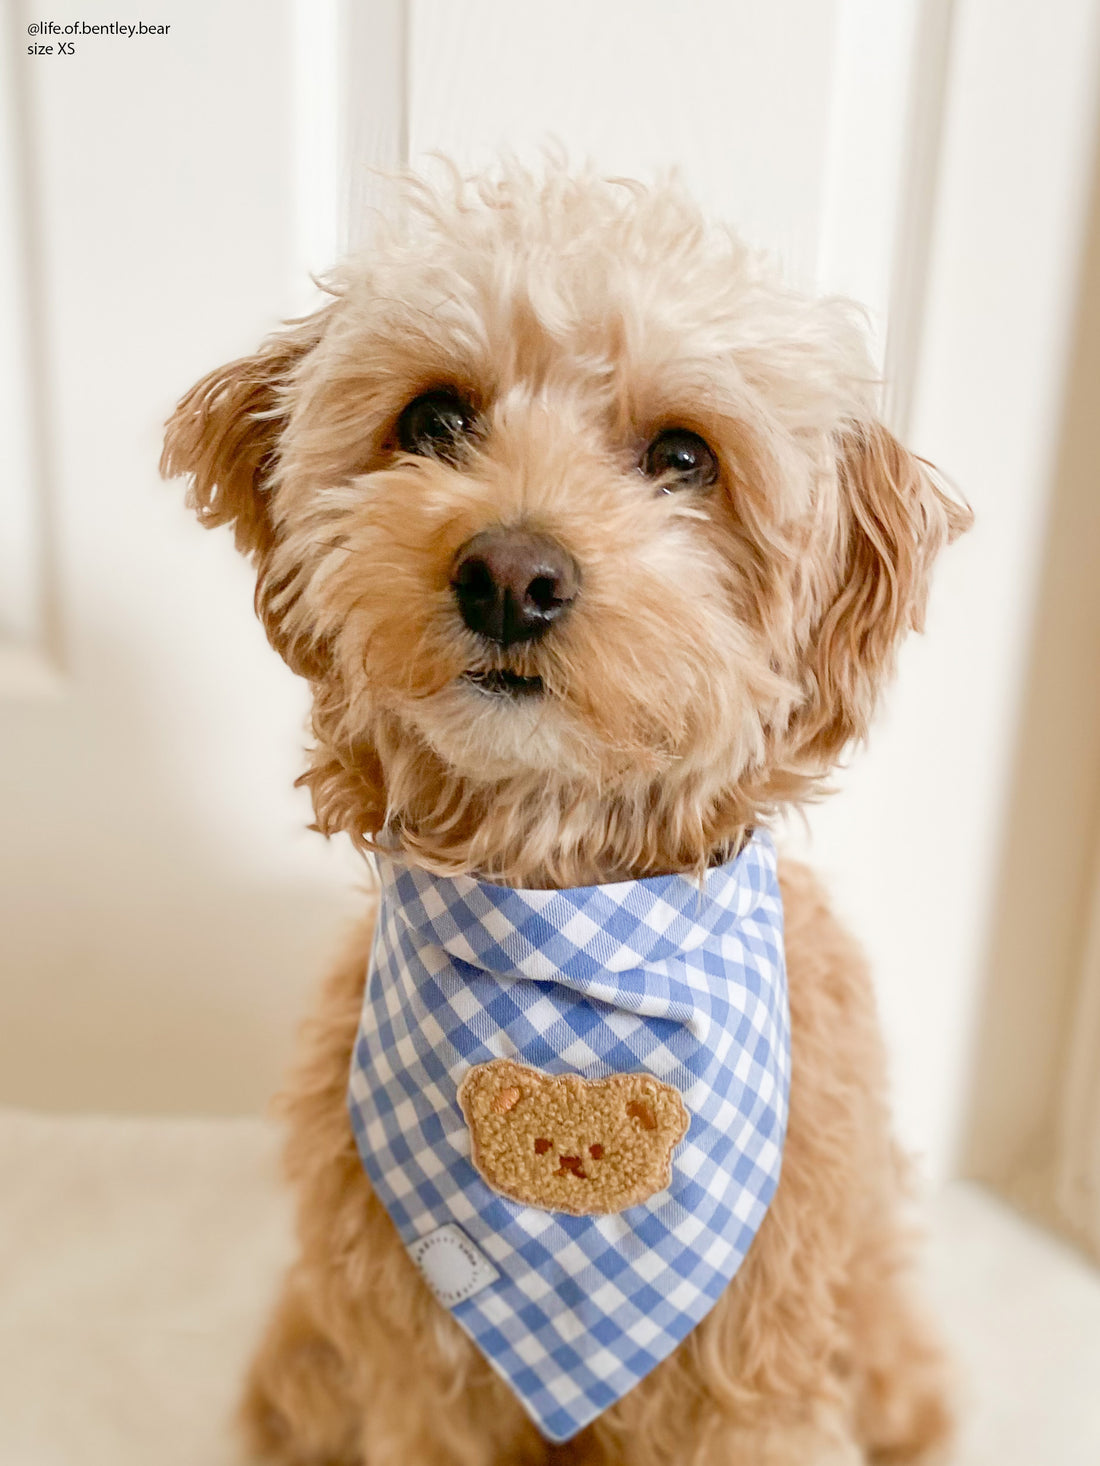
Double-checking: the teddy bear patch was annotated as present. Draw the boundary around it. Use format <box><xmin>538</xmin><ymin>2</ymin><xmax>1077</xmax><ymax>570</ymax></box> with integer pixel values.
<box><xmin>457</xmin><ymin>1059</ymin><xmax>690</xmax><ymax>1215</ymax></box>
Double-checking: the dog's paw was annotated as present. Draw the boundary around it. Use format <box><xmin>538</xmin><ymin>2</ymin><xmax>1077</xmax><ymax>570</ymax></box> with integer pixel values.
<box><xmin>458</xmin><ymin>1058</ymin><xmax>688</xmax><ymax>1214</ymax></box>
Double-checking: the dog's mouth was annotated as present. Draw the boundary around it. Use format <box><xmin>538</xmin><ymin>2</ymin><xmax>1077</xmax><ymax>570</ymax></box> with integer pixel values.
<box><xmin>463</xmin><ymin>669</ymin><xmax>545</xmax><ymax>699</ymax></box>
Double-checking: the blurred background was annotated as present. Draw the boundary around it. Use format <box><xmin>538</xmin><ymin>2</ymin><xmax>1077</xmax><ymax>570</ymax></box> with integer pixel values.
<box><xmin>1</xmin><ymin>2</ymin><xmax>1099</xmax><ymax>1463</ymax></box>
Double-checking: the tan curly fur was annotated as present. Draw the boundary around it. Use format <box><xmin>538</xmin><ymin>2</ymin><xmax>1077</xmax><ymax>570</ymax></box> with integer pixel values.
<box><xmin>162</xmin><ymin>162</ymin><xmax>968</xmax><ymax>1465</ymax></box>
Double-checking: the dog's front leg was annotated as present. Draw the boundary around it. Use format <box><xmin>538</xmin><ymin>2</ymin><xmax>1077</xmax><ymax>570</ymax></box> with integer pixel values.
<box><xmin>702</xmin><ymin>1418</ymin><xmax>863</xmax><ymax>1466</ymax></box>
<box><xmin>241</xmin><ymin>1252</ymin><xmax>547</xmax><ymax>1466</ymax></box>
<box><xmin>563</xmin><ymin>1405</ymin><xmax>862</xmax><ymax>1466</ymax></box>
<box><xmin>239</xmin><ymin>914</ymin><xmax>547</xmax><ymax>1466</ymax></box>
<box><xmin>240</xmin><ymin>1267</ymin><xmax>363</xmax><ymax>1464</ymax></box>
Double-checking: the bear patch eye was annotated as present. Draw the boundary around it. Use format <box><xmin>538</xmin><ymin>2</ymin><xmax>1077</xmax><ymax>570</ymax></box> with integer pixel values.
<box><xmin>641</xmin><ymin>428</ymin><xmax>718</xmax><ymax>493</ymax></box>
<box><xmin>589</xmin><ymin>1144</ymin><xmax>604</xmax><ymax>1159</ymax></box>
<box><xmin>534</xmin><ymin>1137</ymin><xmax>552</xmax><ymax>1154</ymax></box>
<box><xmin>396</xmin><ymin>389</ymin><xmax>475</xmax><ymax>463</ymax></box>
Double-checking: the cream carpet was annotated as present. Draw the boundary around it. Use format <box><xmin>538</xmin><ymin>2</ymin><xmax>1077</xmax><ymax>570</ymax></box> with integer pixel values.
<box><xmin>1</xmin><ymin>1109</ymin><xmax>1097</xmax><ymax>1465</ymax></box>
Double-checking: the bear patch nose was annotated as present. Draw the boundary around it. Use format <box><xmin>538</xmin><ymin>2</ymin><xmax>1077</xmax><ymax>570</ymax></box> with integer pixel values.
<box><xmin>555</xmin><ymin>1155</ymin><xmax>587</xmax><ymax>1179</ymax></box>
<box><xmin>450</xmin><ymin>528</ymin><xmax>579</xmax><ymax>646</ymax></box>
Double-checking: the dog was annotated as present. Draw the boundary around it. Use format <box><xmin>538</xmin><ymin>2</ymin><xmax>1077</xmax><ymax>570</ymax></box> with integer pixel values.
<box><xmin>162</xmin><ymin>164</ymin><xmax>969</xmax><ymax>1466</ymax></box>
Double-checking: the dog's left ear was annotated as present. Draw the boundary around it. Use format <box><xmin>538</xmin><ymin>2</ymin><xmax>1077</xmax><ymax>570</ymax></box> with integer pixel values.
<box><xmin>793</xmin><ymin>420</ymin><xmax>971</xmax><ymax>763</ymax></box>
<box><xmin>160</xmin><ymin>309</ymin><xmax>330</xmax><ymax>560</ymax></box>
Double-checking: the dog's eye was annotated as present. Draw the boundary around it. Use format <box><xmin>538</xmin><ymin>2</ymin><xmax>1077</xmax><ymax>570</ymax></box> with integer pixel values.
<box><xmin>641</xmin><ymin>429</ymin><xmax>718</xmax><ymax>492</ymax></box>
<box><xmin>396</xmin><ymin>390</ymin><xmax>475</xmax><ymax>463</ymax></box>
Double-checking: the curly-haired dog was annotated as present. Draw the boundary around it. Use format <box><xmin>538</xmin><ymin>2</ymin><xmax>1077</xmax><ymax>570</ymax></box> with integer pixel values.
<box><xmin>162</xmin><ymin>165</ymin><xmax>968</xmax><ymax>1466</ymax></box>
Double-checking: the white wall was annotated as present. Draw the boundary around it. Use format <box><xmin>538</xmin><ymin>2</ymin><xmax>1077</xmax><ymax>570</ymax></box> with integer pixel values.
<box><xmin>792</xmin><ymin>0</ymin><xmax>1100</xmax><ymax>1180</ymax></box>
<box><xmin>2</xmin><ymin>0</ymin><xmax>1097</xmax><ymax>1182</ymax></box>
<box><xmin>893</xmin><ymin>0</ymin><xmax>1100</xmax><ymax>1176</ymax></box>
<box><xmin>0</xmin><ymin>0</ymin><xmax>369</xmax><ymax>1116</ymax></box>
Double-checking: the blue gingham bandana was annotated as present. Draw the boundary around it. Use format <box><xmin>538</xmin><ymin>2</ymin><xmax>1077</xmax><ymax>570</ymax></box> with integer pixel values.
<box><xmin>347</xmin><ymin>830</ymin><xmax>789</xmax><ymax>1441</ymax></box>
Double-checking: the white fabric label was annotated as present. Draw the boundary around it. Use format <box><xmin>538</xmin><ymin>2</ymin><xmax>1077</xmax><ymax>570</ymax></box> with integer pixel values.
<box><xmin>409</xmin><ymin>1223</ymin><xmax>499</xmax><ymax>1306</ymax></box>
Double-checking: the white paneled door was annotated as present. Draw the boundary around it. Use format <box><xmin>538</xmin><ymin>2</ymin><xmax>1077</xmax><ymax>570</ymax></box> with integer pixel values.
<box><xmin>0</xmin><ymin>0</ymin><xmax>393</xmax><ymax>1115</ymax></box>
<box><xmin>2</xmin><ymin>0</ymin><xmax>1096</xmax><ymax>1182</ymax></box>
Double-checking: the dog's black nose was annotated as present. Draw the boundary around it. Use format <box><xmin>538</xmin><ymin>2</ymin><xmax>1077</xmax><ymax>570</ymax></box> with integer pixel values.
<box><xmin>451</xmin><ymin>528</ymin><xmax>579</xmax><ymax>646</ymax></box>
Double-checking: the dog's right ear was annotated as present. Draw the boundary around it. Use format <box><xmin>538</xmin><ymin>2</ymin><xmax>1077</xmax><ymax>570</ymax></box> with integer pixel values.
<box><xmin>160</xmin><ymin>309</ymin><xmax>330</xmax><ymax>560</ymax></box>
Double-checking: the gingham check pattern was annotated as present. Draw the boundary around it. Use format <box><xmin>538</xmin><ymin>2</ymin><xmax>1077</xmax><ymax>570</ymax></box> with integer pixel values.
<box><xmin>347</xmin><ymin>830</ymin><xmax>789</xmax><ymax>1442</ymax></box>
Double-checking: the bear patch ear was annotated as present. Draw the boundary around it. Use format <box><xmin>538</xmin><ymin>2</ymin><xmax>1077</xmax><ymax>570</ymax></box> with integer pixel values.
<box><xmin>626</xmin><ymin>1098</ymin><xmax>658</xmax><ymax>1131</ymax></box>
<box><xmin>491</xmin><ymin>1085</ymin><xmax>521</xmax><ymax>1114</ymax></box>
<box><xmin>792</xmin><ymin>420</ymin><xmax>971</xmax><ymax>765</ymax></box>
<box><xmin>159</xmin><ymin>307</ymin><xmax>331</xmax><ymax>560</ymax></box>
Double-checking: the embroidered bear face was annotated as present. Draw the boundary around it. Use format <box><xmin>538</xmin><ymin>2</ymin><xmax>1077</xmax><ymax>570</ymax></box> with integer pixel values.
<box><xmin>458</xmin><ymin>1059</ymin><xmax>689</xmax><ymax>1215</ymax></box>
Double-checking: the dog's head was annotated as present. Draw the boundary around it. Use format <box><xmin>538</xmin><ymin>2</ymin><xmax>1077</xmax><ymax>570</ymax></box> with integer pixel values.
<box><xmin>162</xmin><ymin>166</ymin><xmax>968</xmax><ymax>884</ymax></box>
